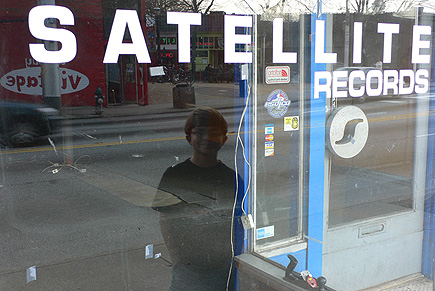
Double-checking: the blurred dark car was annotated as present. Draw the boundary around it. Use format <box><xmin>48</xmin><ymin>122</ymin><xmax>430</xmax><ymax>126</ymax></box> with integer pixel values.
<box><xmin>0</xmin><ymin>101</ymin><xmax>62</xmax><ymax>147</ymax></box>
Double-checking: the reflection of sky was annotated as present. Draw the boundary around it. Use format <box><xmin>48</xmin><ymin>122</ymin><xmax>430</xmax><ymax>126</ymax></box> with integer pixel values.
<box><xmin>212</xmin><ymin>0</ymin><xmax>434</xmax><ymax>15</ymax></box>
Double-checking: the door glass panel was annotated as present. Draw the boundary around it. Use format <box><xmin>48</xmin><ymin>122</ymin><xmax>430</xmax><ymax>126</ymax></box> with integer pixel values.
<box><xmin>328</xmin><ymin>13</ymin><xmax>423</xmax><ymax>226</ymax></box>
<box><xmin>254</xmin><ymin>15</ymin><xmax>304</xmax><ymax>251</ymax></box>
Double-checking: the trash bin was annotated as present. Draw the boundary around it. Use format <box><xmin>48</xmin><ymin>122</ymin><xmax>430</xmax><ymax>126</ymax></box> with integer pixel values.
<box><xmin>173</xmin><ymin>84</ymin><xmax>195</xmax><ymax>109</ymax></box>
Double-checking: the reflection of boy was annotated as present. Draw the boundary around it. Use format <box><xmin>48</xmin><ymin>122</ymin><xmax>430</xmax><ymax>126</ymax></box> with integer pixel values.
<box><xmin>153</xmin><ymin>108</ymin><xmax>242</xmax><ymax>291</ymax></box>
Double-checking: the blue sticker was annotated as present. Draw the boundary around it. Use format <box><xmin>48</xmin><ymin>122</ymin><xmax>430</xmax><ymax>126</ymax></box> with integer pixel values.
<box><xmin>257</xmin><ymin>226</ymin><xmax>275</xmax><ymax>240</ymax></box>
<box><xmin>264</xmin><ymin>89</ymin><xmax>291</xmax><ymax>118</ymax></box>
<box><xmin>257</xmin><ymin>228</ymin><xmax>265</xmax><ymax>239</ymax></box>
<box><xmin>265</xmin><ymin>124</ymin><xmax>274</xmax><ymax>134</ymax></box>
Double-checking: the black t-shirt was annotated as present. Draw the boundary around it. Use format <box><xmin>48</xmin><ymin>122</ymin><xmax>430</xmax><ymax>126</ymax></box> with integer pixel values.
<box><xmin>153</xmin><ymin>159</ymin><xmax>243</xmax><ymax>290</ymax></box>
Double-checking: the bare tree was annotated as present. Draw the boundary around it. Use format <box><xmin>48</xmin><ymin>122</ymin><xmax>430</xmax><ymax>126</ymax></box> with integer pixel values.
<box><xmin>393</xmin><ymin>0</ymin><xmax>434</xmax><ymax>12</ymax></box>
<box><xmin>347</xmin><ymin>0</ymin><xmax>434</xmax><ymax>14</ymax></box>
<box><xmin>177</xmin><ymin>0</ymin><xmax>216</xmax><ymax>13</ymax></box>
<box><xmin>145</xmin><ymin>0</ymin><xmax>215</xmax><ymax>17</ymax></box>
<box><xmin>294</xmin><ymin>0</ymin><xmax>316</xmax><ymax>13</ymax></box>
<box><xmin>370</xmin><ymin>0</ymin><xmax>386</xmax><ymax>13</ymax></box>
<box><xmin>256</xmin><ymin>0</ymin><xmax>287</xmax><ymax>19</ymax></box>
<box><xmin>244</xmin><ymin>0</ymin><xmax>318</xmax><ymax>19</ymax></box>
<box><xmin>349</xmin><ymin>0</ymin><xmax>370</xmax><ymax>13</ymax></box>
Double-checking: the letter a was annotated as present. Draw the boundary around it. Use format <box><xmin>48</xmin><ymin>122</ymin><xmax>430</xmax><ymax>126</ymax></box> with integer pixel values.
<box><xmin>103</xmin><ymin>9</ymin><xmax>151</xmax><ymax>63</ymax></box>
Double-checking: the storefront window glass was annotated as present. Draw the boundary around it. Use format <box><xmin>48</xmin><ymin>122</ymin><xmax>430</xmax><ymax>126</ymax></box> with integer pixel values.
<box><xmin>253</xmin><ymin>15</ymin><xmax>303</xmax><ymax>252</ymax></box>
<box><xmin>1</xmin><ymin>1</ymin><xmax>435</xmax><ymax>290</ymax></box>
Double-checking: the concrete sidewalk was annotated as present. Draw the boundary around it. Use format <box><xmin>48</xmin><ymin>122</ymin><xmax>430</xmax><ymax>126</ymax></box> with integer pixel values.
<box><xmin>60</xmin><ymin>82</ymin><xmax>244</xmax><ymax>119</ymax></box>
<box><xmin>360</xmin><ymin>273</ymin><xmax>433</xmax><ymax>291</ymax></box>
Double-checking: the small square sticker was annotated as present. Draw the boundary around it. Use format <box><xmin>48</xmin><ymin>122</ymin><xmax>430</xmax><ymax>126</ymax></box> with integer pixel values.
<box><xmin>284</xmin><ymin>116</ymin><xmax>299</xmax><ymax>131</ymax></box>
<box><xmin>265</xmin><ymin>141</ymin><xmax>274</xmax><ymax>149</ymax></box>
<box><xmin>257</xmin><ymin>225</ymin><xmax>275</xmax><ymax>240</ymax></box>
<box><xmin>265</xmin><ymin>124</ymin><xmax>274</xmax><ymax>134</ymax></box>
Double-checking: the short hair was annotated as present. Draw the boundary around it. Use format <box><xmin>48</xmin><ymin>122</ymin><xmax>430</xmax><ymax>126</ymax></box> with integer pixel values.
<box><xmin>184</xmin><ymin>107</ymin><xmax>228</xmax><ymax>136</ymax></box>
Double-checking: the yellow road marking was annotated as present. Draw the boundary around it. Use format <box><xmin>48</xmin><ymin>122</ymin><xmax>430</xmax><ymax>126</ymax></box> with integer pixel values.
<box><xmin>2</xmin><ymin>110</ymin><xmax>434</xmax><ymax>155</ymax></box>
<box><xmin>2</xmin><ymin>136</ymin><xmax>186</xmax><ymax>155</ymax></box>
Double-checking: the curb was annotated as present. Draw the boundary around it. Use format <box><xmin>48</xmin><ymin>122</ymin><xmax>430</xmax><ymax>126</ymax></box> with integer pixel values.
<box><xmin>59</xmin><ymin>104</ymin><xmax>243</xmax><ymax>120</ymax></box>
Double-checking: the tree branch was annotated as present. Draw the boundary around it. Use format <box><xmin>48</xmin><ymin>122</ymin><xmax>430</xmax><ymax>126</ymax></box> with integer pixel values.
<box><xmin>294</xmin><ymin>0</ymin><xmax>313</xmax><ymax>13</ymax></box>
<box><xmin>204</xmin><ymin>0</ymin><xmax>215</xmax><ymax>14</ymax></box>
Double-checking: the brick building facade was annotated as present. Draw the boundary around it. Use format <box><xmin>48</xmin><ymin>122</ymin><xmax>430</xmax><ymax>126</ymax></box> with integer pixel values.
<box><xmin>0</xmin><ymin>0</ymin><xmax>148</xmax><ymax>106</ymax></box>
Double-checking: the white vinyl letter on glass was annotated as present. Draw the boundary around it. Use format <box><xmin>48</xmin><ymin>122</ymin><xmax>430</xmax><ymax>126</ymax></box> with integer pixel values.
<box><xmin>28</xmin><ymin>5</ymin><xmax>77</xmax><ymax>63</ymax></box>
<box><xmin>272</xmin><ymin>18</ymin><xmax>297</xmax><ymax>63</ymax></box>
<box><xmin>314</xmin><ymin>71</ymin><xmax>332</xmax><ymax>99</ymax></box>
<box><xmin>167</xmin><ymin>12</ymin><xmax>201</xmax><ymax>63</ymax></box>
<box><xmin>415</xmin><ymin>69</ymin><xmax>429</xmax><ymax>94</ymax></box>
<box><xmin>103</xmin><ymin>9</ymin><xmax>150</xmax><ymax>63</ymax></box>
<box><xmin>353</xmin><ymin>22</ymin><xmax>363</xmax><ymax>64</ymax></box>
<box><xmin>412</xmin><ymin>25</ymin><xmax>431</xmax><ymax>64</ymax></box>
<box><xmin>377</xmin><ymin>23</ymin><xmax>400</xmax><ymax>64</ymax></box>
<box><xmin>315</xmin><ymin>20</ymin><xmax>337</xmax><ymax>63</ymax></box>
<box><xmin>224</xmin><ymin>15</ymin><xmax>253</xmax><ymax>63</ymax></box>
<box><xmin>348</xmin><ymin>70</ymin><xmax>365</xmax><ymax>97</ymax></box>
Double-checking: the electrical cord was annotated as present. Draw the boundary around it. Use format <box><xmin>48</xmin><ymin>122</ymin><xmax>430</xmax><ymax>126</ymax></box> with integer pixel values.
<box><xmin>226</xmin><ymin>80</ymin><xmax>252</xmax><ymax>290</ymax></box>
<box><xmin>42</xmin><ymin>154</ymin><xmax>91</xmax><ymax>174</ymax></box>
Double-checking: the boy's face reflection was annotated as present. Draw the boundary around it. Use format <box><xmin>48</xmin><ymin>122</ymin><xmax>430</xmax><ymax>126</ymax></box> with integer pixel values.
<box><xmin>187</xmin><ymin>126</ymin><xmax>227</xmax><ymax>155</ymax></box>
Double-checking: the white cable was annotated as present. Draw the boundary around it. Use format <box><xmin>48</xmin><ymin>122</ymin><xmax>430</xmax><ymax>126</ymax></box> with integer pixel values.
<box><xmin>238</xmin><ymin>136</ymin><xmax>252</xmax><ymax>215</ymax></box>
<box><xmin>42</xmin><ymin>154</ymin><xmax>91</xmax><ymax>173</ymax></box>
<box><xmin>226</xmin><ymin>81</ymin><xmax>252</xmax><ymax>290</ymax></box>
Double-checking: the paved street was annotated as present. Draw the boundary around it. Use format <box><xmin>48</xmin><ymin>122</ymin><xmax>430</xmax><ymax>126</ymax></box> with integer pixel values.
<box><xmin>0</xmin><ymin>81</ymin><xmax>433</xmax><ymax>290</ymax></box>
<box><xmin>0</xmin><ymin>82</ymin><xmax>245</xmax><ymax>290</ymax></box>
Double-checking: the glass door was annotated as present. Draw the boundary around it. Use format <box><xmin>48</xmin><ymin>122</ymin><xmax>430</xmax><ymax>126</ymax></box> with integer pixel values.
<box><xmin>252</xmin><ymin>14</ymin><xmax>307</xmax><ymax>261</ymax></box>
<box><xmin>322</xmin><ymin>11</ymin><xmax>431</xmax><ymax>290</ymax></box>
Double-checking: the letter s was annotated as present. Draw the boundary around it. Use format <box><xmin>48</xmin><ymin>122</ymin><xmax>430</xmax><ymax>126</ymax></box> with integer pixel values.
<box><xmin>28</xmin><ymin>5</ymin><xmax>77</xmax><ymax>63</ymax></box>
<box><xmin>415</xmin><ymin>69</ymin><xmax>429</xmax><ymax>94</ymax></box>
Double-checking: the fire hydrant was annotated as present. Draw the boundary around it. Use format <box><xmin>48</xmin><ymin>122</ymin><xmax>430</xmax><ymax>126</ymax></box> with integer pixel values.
<box><xmin>95</xmin><ymin>86</ymin><xmax>104</xmax><ymax>115</ymax></box>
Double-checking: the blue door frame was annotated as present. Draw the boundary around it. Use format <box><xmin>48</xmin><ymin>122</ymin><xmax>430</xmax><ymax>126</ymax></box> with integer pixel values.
<box><xmin>422</xmin><ymin>16</ymin><xmax>435</xmax><ymax>280</ymax></box>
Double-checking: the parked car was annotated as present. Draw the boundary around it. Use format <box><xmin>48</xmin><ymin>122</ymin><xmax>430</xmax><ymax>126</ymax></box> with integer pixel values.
<box><xmin>0</xmin><ymin>101</ymin><xmax>62</xmax><ymax>147</ymax></box>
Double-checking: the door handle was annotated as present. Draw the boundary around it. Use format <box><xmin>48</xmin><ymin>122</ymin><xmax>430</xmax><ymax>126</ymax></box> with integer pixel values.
<box><xmin>358</xmin><ymin>223</ymin><xmax>386</xmax><ymax>238</ymax></box>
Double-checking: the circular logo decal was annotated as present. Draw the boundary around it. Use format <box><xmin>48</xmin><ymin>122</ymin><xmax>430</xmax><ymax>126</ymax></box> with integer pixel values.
<box><xmin>265</xmin><ymin>134</ymin><xmax>274</xmax><ymax>141</ymax></box>
<box><xmin>326</xmin><ymin>106</ymin><xmax>369</xmax><ymax>159</ymax></box>
<box><xmin>264</xmin><ymin>89</ymin><xmax>291</xmax><ymax>118</ymax></box>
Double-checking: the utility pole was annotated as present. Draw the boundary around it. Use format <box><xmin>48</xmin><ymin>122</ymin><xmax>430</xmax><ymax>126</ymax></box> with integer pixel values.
<box><xmin>38</xmin><ymin>0</ymin><xmax>62</xmax><ymax>110</ymax></box>
<box><xmin>317</xmin><ymin>0</ymin><xmax>322</xmax><ymax>16</ymax></box>
<box><xmin>344</xmin><ymin>0</ymin><xmax>350</xmax><ymax>67</ymax></box>
<box><xmin>154</xmin><ymin>8</ymin><xmax>161</xmax><ymax>64</ymax></box>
